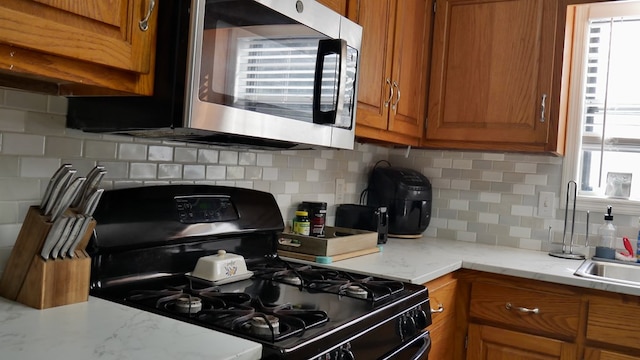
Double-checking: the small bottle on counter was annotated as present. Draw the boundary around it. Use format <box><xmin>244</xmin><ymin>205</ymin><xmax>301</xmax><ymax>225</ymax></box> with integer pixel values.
<box><xmin>595</xmin><ymin>205</ymin><xmax>616</xmax><ymax>259</ymax></box>
<box><xmin>293</xmin><ymin>211</ymin><xmax>311</xmax><ymax>236</ymax></box>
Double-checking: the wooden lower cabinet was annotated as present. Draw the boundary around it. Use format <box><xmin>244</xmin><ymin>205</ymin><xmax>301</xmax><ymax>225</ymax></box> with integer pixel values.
<box><xmin>424</xmin><ymin>273</ymin><xmax>460</xmax><ymax>360</ymax></box>
<box><xmin>467</xmin><ymin>324</ymin><xmax>577</xmax><ymax>360</ymax></box>
<box><xmin>584</xmin><ymin>348</ymin><xmax>640</xmax><ymax>360</ymax></box>
<box><xmin>431</xmin><ymin>270</ymin><xmax>640</xmax><ymax>360</ymax></box>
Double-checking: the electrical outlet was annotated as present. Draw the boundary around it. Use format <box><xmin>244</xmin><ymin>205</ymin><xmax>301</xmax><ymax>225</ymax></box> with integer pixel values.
<box><xmin>335</xmin><ymin>178</ymin><xmax>345</xmax><ymax>203</ymax></box>
<box><xmin>538</xmin><ymin>191</ymin><xmax>554</xmax><ymax>218</ymax></box>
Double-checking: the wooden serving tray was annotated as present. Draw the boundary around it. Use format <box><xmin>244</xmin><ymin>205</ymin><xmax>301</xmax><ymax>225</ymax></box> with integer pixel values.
<box><xmin>278</xmin><ymin>226</ymin><xmax>378</xmax><ymax>256</ymax></box>
<box><xmin>278</xmin><ymin>246</ymin><xmax>381</xmax><ymax>264</ymax></box>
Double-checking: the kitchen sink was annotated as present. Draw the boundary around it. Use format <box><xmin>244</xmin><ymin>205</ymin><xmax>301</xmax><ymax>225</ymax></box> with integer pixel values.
<box><xmin>574</xmin><ymin>258</ymin><xmax>640</xmax><ymax>287</ymax></box>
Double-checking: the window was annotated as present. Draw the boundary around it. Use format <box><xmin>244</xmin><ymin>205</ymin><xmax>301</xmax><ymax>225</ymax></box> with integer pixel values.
<box><xmin>562</xmin><ymin>1</ymin><xmax>640</xmax><ymax>214</ymax></box>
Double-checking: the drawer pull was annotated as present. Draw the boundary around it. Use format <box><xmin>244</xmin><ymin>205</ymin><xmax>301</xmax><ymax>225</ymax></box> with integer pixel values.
<box><xmin>506</xmin><ymin>302</ymin><xmax>539</xmax><ymax>314</ymax></box>
<box><xmin>430</xmin><ymin>304</ymin><xmax>444</xmax><ymax>314</ymax></box>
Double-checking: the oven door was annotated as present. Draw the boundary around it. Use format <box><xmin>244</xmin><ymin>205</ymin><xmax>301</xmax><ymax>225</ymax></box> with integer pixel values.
<box><xmin>345</xmin><ymin>312</ymin><xmax>431</xmax><ymax>360</ymax></box>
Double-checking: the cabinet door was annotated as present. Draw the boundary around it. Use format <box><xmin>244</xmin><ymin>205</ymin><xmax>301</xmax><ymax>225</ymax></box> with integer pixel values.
<box><xmin>467</xmin><ymin>324</ymin><xmax>577</xmax><ymax>360</ymax></box>
<box><xmin>425</xmin><ymin>275</ymin><xmax>459</xmax><ymax>360</ymax></box>
<box><xmin>426</xmin><ymin>0</ymin><xmax>556</xmax><ymax>150</ymax></box>
<box><xmin>0</xmin><ymin>0</ymin><xmax>155</xmax><ymax>73</ymax></box>
<box><xmin>585</xmin><ymin>348</ymin><xmax>640</xmax><ymax>360</ymax></box>
<box><xmin>350</xmin><ymin>0</ymin><xmax>396</xmax><ymax>131</ymax></box>
<box><xmin>387</xmin><ymin>0</ymin><xmax>431</xmax><ymax>139</ymax></box>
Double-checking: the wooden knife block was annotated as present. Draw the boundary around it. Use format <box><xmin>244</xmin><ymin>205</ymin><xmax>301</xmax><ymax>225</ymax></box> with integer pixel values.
<box><xmin>0</xmin><ymin>206</ymin><xmax>95</xmax><ymax>309</ymax></box>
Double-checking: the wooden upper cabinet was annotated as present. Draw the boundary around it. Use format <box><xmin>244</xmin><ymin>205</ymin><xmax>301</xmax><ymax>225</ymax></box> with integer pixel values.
<box><xmin>0</xmin><ymin>0</ymin><xmax>158</xmax><ymax>95</ymax></box>
<box><xmin>349</xmin><ymin>0</ymin><xmax>432</xmax><ymax>146</ymax></box>
<box><xmin>316</xmin><ymin>0</ymin><xmax>348</xmax><ymax>15</ymax></box>
<box><xmin>424</xmin><ymin>0</ymin><xmax>559</xmax><ymax>153</ymax></box>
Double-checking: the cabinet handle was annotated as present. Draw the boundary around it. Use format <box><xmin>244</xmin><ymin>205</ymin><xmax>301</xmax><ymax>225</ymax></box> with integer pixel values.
<box><xmin>139</xmin><ymin>0</ymin><xmax>156</xmax><ymax>31</ymax></box>
<box><xmin>384</xmin><ymin>78</ymin><xmax>394</xmax><ymax>107</ymax></box>
<box><xmin>430</xmin><ymin>303</ymin><xmax>444</xmax><ymax>314</ymax></box>
<box><xmin>539</xmin><ymin>93</ymin><xmax>547</xmax><ymax>123</ymax></box>
<box><xmin>391</xmin><ymin>81</ymin><xmax>400</xmax><ymax>111</ymax></box>
<box><xmin>506</xmin><ymin>302</ymin><xmax>539</xmax><ymax>314</ymax></box>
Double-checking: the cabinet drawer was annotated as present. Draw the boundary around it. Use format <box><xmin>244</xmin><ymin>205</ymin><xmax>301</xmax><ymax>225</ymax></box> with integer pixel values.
<box><xmin>587</xmin><ymin>295</ymin><xmax>640</xmax><ymax>351</ymax></box>
<box><xmin>470</xmin><ymin>282</ymin><xmax>580</xmax><ymax>338</ymax></box>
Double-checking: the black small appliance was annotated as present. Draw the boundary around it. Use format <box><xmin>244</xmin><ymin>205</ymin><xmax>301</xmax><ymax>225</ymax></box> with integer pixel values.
<box><xmin>335</xmin><ymin>204</ymin><xmax>389</xmax><ymax>244</ymax></box>
<box><xmin>366</xmin><ymin>166</ymin><xmax>432</xmax><ymax>238</ymax></box>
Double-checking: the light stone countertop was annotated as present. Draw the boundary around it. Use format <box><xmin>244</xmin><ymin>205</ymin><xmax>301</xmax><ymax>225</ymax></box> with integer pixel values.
<box><xmin>0</xmin><ymin>296</ymin><xmax>262</xmax><ymax>360</ymax></box>
<box><xmin>1</xmin><ymin>236</ymin><xmax>638</xmax><ymax>360</ymax></box>
<box><xmin>283</xmin><ymin>236</ymin><xmax>640</xmax><ymax>297</ymax></box>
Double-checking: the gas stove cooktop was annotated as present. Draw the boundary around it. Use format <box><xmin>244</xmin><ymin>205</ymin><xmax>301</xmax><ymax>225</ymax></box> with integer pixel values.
<box><xmin>87</xmin><ymin>185</ymin><xmax>431</xmax><ymax>359</ymax></box>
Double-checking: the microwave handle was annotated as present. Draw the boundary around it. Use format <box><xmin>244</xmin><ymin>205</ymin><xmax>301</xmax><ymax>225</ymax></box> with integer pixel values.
<box><xmin>312</xmin><ymin>39</ymin><xmax>347</xmax><ymax>125</ymax></box>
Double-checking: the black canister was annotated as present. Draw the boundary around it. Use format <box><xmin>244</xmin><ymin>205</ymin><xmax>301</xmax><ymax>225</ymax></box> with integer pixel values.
<box><xmin>299</xmin><ymin>201</ymin><xmax>327</xmax><ymax>237</ymax></box>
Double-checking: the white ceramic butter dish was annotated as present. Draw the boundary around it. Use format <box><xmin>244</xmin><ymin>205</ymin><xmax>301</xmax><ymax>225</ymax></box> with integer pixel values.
<box><xmin>187</xmin><ymin>250</ymin><xmax>253</xmax><ymax>285</ymax></box>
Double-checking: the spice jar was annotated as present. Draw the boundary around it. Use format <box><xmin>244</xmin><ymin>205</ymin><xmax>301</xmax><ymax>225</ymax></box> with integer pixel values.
<box><xmin>293</xmin><ymin>211</ymin><xmax>311</xmax><ymax>236</ymax></box>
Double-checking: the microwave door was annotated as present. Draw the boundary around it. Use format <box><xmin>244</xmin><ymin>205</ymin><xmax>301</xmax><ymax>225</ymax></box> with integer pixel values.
<box><xmin>185</xmin><ymin>0</ymin><xmax>355</xmax><ymax>148</ymax></box>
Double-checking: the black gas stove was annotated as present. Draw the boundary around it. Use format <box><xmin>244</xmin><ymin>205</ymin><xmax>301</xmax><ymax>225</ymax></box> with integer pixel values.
<box><xmin>87</xmin><ymin>185</ymin><xmax>431</xmax><ymax>359</ymax></box>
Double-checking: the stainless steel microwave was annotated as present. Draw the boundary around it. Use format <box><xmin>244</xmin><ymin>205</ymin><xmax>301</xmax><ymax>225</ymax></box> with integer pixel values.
<box><xmin>67</xmin><ymin>0</ymin><xmax>362</xmax><ymax>150</ymax></box>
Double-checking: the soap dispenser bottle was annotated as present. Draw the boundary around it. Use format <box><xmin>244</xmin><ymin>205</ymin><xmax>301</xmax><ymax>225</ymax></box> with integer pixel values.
<box><xmin>595</xmin><ymin>205</ymin><xmax>616</xmax><ymax>259</ymax></box>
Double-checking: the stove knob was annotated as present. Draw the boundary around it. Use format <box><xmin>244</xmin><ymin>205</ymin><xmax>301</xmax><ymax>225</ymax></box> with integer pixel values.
<box><xmin>340</xmin><ymin>343</ymin><xmax>355</xmax><ymax>360</ymax></box>
<box><xmin>398</xmin><ymin>314</ymin><xmax>417</xmax><ymax>339</ymax></box>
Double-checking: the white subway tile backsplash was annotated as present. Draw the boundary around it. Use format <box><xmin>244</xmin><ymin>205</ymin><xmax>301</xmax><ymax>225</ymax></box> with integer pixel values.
<box><xmin>513</xmin><ymin>183</ymin><xmax>536</xmax><ymax>195</ymax></box>
<box><xmin>85</xmin><ymin>140</ymin><xmax>117</xmax><ymax>159</ymax></box>
<box><xmin>515</xmin><ymin>162</ymin><xmax>537</xmax><ymax>173</ymax></box>
<box><xmin>450</xmin><ymin>199</ymin><xmax>469</xmax><ymax>211</ymax></box>
<box><xmin>2</xmin><ymin>133</ymin><xmax>45</xmax><ymax>156</ymax></box>
<box><xmin>479</xmin><ymin>212</ymin><xmax>499</xmax><ymax>224</ymax></box>
<box><xmin>130</xmin><ymin>163</ymin><xmax>157</xmax><ymax>179</ymax></box>
<box><xmin>479</xmin><ymin>192</ymin><xmax>502</xmax><ymax>203</ymax></box>
<box><xmin>175</xmin><ymin>147</ymin><xmax>198</xmax><ymax>162</ymax></box>
<box><xmin>263</xmin><ymin>167</ymin><xmax>278</xmax><ymax>181</ymax></box>
<box><xmin>45</xmin><ymin>136</ymin><xmax>82</xmax><ymax>157</ymax></box>
<box><xmin>452</xmin><ymin>159</ymin><xmax>472</xmax><ymax>169</ymax></box>
<box><xmin>0</xmin><ymin>202</ymin><xmax>18</xmax><ymax>224</ymax></box>
<box><xmin>256</xmin><ymin>153</ymin><xmax>273</xmax><ymax>167</ymax></box>
<box><xmin>285</xmin><ymin>181</ymin><xmax>300</xmax><ymax>194</ymax></box>
<box><xmin>183</xmin><ymin>164</ymin><xmax>205</xmax><ymax>179</ymax></box>
<box><xmin>118</xmin><ymin>143</ymin><xmax>147</xmax><ymax>160</ymax></box>
<box><xmin>198</xmin><ymin>149</ymin><xmax>220</xmax><ymax>164</ymax></box>
<box><xmin>511</xmin><ymin>205</ymin><xmax>534</xmax><ymax>217</ymax></box>
<box><xmin>0</xmin><ymin>178</ymin><xmax>40</xmax><ymax>201</ymax></box>
<box><xmin>238</xmin><ymin>152</ymin><xmax>256</xmax><ymax>166</ymax></box>
<box><xmin>19</xmin><ymin>157</ymin><xmax>61</xmax><ymax>178</ymax></box>
<box><xmin>226</xmin><ymin>166</ymin><xmax>244</xmax><ymax>180</ymax></box>
<box><xmin>206</xmin><ymin>165</ymin><xmax>226</xmax><ymax>180</ymax></box>
<box><xmin>219</xmin><ymin>150</ymin><xmax>238</xmax><ymax>165</ymax></box>
<box><xmin>433</xmin><ymin>158</ymin><xmax>452</xmax><ymax>168</ymax></box>
<box><xmin>509</xmin><ymin>226</ymin><xmax>531</xmax><ymax>238</ymax></box>
<box><xmin>0</xmin><ymin>109</ymin><xmax>26</xmax><ymax>132</ymax></box>
<box><xmin>158</xmin><ymin>164</ymin><xmax>182</xmax><ymax>179</ymax></box>
<box><xmin>4</xmin><ymin>89</ymin><xmax>47</xmax><ymax>112</ymax></box>
<box><xmin>307</xmin><ymin>169</ymin><xmax>320</xmax><ymax>182</ymax></box>
<box><xmin>148</xmin><ymin>146</ymin><xmax>174</xmax><ymax>161</ymax></box>
<box><xmin>0</xmin><ymin>93</ymin><xmax>579</xmax><ymax>256</ymax></box>
<box><xmin>525</xmin><ymin>174</ymin><xmax>548</xmax><ymax>186</ymax></box>
<box><xmin>481</xmin><ymin>171</ymin><xmax>503</xmax><ymax>182</ymax></box>
<box><xmin>314</xmin><ymin>158</ymin><xmax>327</xmax><ymax>170</ymax></box>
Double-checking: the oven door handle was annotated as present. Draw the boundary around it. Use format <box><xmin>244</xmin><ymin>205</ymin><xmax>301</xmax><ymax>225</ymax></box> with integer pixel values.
<box><xmin>379</xmin><ymin>330</ymin><xmax>431</xmax><ymax>360</ymax></box>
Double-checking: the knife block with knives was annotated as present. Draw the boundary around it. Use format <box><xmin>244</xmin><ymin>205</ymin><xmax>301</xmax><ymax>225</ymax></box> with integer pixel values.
<box><xmin>0</xmin><ymin>206</ymin><xmax>96</xmax><ymax>309</ymax></box>
<box><xmin>0</xmin><ymin>164</ymin><xmax>104</xmax><ymax>309</ymax></box>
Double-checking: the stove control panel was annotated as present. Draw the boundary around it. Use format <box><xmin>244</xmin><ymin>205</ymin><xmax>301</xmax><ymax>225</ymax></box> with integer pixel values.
<box><xmin>174</xmin><ymin>195</ymin><xmax>239</xmax><ymax>223</ymax></box>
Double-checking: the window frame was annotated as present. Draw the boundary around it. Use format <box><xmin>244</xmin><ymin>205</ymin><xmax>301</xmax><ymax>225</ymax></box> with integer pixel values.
<box><xmin>561</xmin><ymin>1</ymin><xmax>640</xmax><ymax>215</ymax></box>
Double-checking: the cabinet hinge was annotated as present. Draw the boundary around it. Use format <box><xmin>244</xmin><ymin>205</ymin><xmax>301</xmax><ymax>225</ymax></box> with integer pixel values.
<box><xmin>433</xmin><ymin>0</ymin><xmax>437</xmax><ymax>13</ymax></box>
<box><xmin>464</xmin><ymin>334</ymin><xmax>468</xmax><ymax>349</ymax></box>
